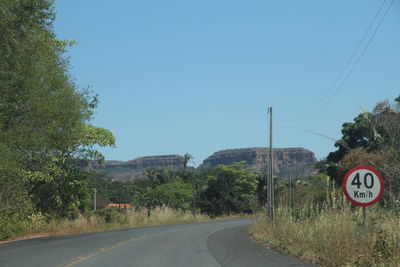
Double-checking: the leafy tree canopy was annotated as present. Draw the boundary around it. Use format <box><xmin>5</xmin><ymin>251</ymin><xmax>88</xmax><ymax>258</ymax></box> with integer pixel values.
<box><xmin>199</xmin><ymin>162</ymin><xmax>258</xmax><ymax>216</ymax></box>
<box><xmin>0</xmin><ymin>0</ymin><xmax>115</xmax><ymax>219</ymax></box>
<box><xmin>325</xmin><ymin>96</ymin><xmax>400</xmax><ymax>192</ymax></box>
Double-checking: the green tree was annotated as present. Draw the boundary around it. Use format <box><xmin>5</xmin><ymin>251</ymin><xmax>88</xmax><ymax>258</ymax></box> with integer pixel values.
<box><xmin>143</xmin><ymin>168</ymin><xmax>157</xmax><ymax>183</ymax></box>
<box><xmin>199</xmin><ymin>162</ymin><xmax>258</xmax><ymax>216</ymax></box>
<box><xmin>182</xmin><ymin>153</ymin><xmax>193</xmax><ymax>170</ymax></box>
<box><xmin>326</xmin><ymin>112</ymin><xmax>381</xmax><ymax>183</ymax></box>
<box><xmin>371</xmin><ymin>98</ymin><xmax>400</xmax><ymax>153</ymax></box>
<box><xmin>181</xmin><ymin>153</ymin><xmax>196</xmax><ymax>216</ymax></box>
<box><xmin>133</xmin><ymin>182</ymin><xmax>192</xmax><ymax>211</ymax></box>
<box><xmin>0</xmin><ymin>0</ymin><xmax>115</xmax><ymax>221</ymax></box>
<box><xmin>324</xmin><ymin>96</ymin><xmax>400</xmax><ymax>206</ymax></box>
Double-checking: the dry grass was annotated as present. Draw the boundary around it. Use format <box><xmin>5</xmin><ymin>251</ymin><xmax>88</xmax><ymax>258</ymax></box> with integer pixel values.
<box><xmin>2</xmin><ymin>207</ymin><xmax>220</xmax><ymax>243</ymax></box>
<box><xmin>250</xmin><ymin>193</ymin><xmax>400</xmax><ymax>267</ymax></box>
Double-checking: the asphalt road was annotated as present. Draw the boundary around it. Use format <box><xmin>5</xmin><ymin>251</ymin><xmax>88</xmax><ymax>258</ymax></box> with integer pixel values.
<box><xmin>0</xmin><ymin>218</ymin><xmax>314</xmax><ymax>267</ymax></box>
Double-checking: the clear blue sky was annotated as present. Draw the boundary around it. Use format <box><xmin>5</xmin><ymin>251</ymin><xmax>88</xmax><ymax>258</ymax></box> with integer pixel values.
<box><xmin>54</xmin><ymin>0</ymin><xmax>400</xmax><ymax>166</ymax></box>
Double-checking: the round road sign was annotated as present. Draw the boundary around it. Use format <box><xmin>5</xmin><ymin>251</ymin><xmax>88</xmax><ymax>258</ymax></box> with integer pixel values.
<box><xmin>342</xmin><ymin>166</ymin><xmax>384</xmax><ymax>206</ymax></box>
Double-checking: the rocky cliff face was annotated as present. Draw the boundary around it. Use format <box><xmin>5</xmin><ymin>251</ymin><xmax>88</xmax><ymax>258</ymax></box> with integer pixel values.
<box><xmin>87</xmin><ymin>155</ymin><xmax>184</xmax><ymax>182</ymax></box>
<box><xmin>89</xmin><ymin>147</ymin><xmax>317</xmax><ymax>182</ymax></box>
<box><xmin>201</xmin><ymin>147</ymin><xmax>317</xmax><ymax>179</ymax></box>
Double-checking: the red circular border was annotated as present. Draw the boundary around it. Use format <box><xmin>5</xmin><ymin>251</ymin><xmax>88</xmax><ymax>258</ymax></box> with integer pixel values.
<box><xmin>342</xmin><ymin>165</ymin><xmax>384</xmax><ymax>206</ymax></box>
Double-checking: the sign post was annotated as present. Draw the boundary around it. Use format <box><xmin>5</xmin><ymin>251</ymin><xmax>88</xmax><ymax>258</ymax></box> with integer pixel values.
<box><xmin>342</xmin><ymin>166</ymin><xmax>384</xmax><ymax>227</ymax></box>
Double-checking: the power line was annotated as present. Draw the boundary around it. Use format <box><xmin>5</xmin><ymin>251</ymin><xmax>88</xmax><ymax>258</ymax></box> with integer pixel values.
<box><xmin>285</xmin><ymin>0</ymin><xmax>388</xmax><ymax>123</ymax></box>
<box><xmin>284</xmin><ymin>0</ymin><xmax>394</xmax><ymax>126</ymax></box>
<box><xmin>292</xmin><ymin>0</ymin><xmax>395</xmax><ymax>128</ymax></box>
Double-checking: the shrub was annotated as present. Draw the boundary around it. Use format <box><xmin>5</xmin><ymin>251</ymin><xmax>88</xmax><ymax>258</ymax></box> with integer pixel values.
<box><xmin>0</xmin><ymin>193</ymin><xmax>35</xmax><ymax>240</ymax></box>
<box><xmin>95</xmin><ymin>208</ymin><xmax>126</xmax><ymax>224</ymax></box>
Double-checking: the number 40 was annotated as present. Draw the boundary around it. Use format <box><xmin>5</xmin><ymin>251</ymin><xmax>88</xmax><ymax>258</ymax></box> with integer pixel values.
<box><xmin>351</xmin><ymin>172</ymin><xmax>374</xmax><ymax>189</ymax></box>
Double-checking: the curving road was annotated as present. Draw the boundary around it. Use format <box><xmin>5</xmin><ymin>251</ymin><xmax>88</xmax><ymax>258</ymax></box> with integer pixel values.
<box><xmin>0</xmin><ymin>218</ymin><xmax>313</xmax><ymax>267</ymax></box>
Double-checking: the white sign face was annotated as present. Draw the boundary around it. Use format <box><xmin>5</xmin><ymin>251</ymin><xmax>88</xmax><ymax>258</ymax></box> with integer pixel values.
<box><xmin>342</xmin><ymin>166</ymin><xmax>384</xmax><ymax>206</ymax></box>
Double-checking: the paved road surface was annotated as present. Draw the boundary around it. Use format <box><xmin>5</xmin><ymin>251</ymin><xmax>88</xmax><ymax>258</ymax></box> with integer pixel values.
<box><xmin>0</xmin><ymin>218</ymin><xmax>314</xmax><ymax>267</ymax></box>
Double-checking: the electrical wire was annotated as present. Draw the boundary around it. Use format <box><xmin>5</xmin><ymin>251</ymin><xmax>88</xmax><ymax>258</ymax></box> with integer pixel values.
<box><xmin>284</xmin><ymin>0</ymin><xmax>394</xmax><ymax>126</ymax></box>
<box><xmin>292</xmin><ymin>0</ymin><xmax>395</xmax><ymax>128</ymax></box>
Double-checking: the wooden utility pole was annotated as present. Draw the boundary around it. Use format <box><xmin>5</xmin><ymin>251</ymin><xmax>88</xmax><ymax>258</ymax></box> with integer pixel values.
<box><xmin>268</xmin><ymin>106</ymin><xmax>274</xmax><ymax>222</ymax></box>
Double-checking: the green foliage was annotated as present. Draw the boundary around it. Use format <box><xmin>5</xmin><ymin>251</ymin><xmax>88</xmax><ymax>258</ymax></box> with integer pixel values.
<box><xmin>326</xmin><ymin>112</ymin><xmax>376</xmax><ymax>173</ymax></box>
<box><xmin>76</xmin><ymin>125</ymin><xmax>116</xmax><ymax>161</ymax></box>
<box><xmin>325</xmin><ymin>96</ymin><xmax>400</xmax><ymax>184</ymax></box>
<box><xmin>0</xmin><ymin>192</ymin><xmax>35</xmax><ymax>240</ymax></box>
<box><xmin>276</xmin><ymin>173</ymin><xmax>333</xmax><ymax>212</ymax></box>
<box><xmin>95</xmin><ymin>208</ymin><xmax>126</xmax><ymax>224</ymax></box>
<box><xmin>182</xmin><ymin>153</ymin><xmax>193</xmax><ymax>170</ymax></box>
<box><xmin>199</xmin><ymin>162</ymin><xmax>258</xmax><ymax>216</ymax></box>
<box><xmin>133</xmin><ymin>181</ymin><xmax>192</xmax><ymax>211</ymax></box>
<box><xmin>108</xmin><ymin>181</ymin><xmax>137</xmax><ymax>204</ymax></box>
<box><xmin>29</xmin><ymin>163</ymin><xmax>91</xmax><ymax>218</ymax></box>
<box><xmin>143</xmin><ymin>167</ymin><xmax>180</xmax><ymax>184</ymax></box>
<box><xmin>86</xmin><ymin>171</ymin><xmax>140</xmax><ymax>208</ymax></box>
<box><xmin>323</xmin><ymin>96</ymin><xmax>400</xmax><ymax>207</ymax></box>
<box><xmin>0</xmin><ymin>0</ymin><xmax>115</xmax><ymax>223</ymax></box>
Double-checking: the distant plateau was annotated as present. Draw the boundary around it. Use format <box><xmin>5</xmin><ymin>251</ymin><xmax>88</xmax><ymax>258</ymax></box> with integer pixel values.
<box><xmin>87</xmin><ymin>147</ymin><xmax>317</xmax><ymax>182</ymax></box>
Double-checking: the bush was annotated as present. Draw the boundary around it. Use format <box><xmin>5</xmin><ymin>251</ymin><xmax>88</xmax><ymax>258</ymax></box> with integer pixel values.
<box><xmin>250</xmin><ymin>194</ymin><xmax>400</xmax><ymax>266</ymax></box>
<box><xmin>199</xmin><ymin>162</ymin><xmax>258</xmax><ymax>216</ymax></box>
<box><xmin>0</xmin><ymin>193</ymin><xmax>35</xmax><ymax>240</ymax></box>
<box><xmin>133</xmin><ymin>181</ymin><xmax>192</xmax><ymax>211</ymax></box>
<box><xmin>94</xmin><ymin>208</ymin><xmax>126</xmax><ymax>224</ymax></box>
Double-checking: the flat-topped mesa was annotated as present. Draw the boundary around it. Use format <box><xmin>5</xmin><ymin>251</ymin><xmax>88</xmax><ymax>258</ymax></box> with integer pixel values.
<box><xmin>87</xmin><ymin>155</ymin><xmax>185</xmax><ymax>182</ymax></box>
<box><xmin>88</xmin><ymin>155</ymin><xmax>184</xmax><ymax>170</ymax></box>
<box><xmin>201</xmin><ymin>147</ymin><xmax>317</xmax><ymax>178</ymax></box>
<box><xmin>124</xmin><ymin>155</ymin><xmax>185</xmax><ymax>170</ymax></box>
<box><xmin>87</xmin><ymin>147</ymin><xmax>317</xmax><ymax>182</ymax></box>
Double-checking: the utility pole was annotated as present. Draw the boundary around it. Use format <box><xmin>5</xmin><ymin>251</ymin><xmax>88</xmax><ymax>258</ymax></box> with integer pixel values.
<box><xmin>192</xmin><ymin>174</ymin><xmax>196</xmax><ymax>218</ymax></box>
<box><xmin>93</xmin><ymin>188</ymin><xmax>97</xmax><ymax>211</ymax></box>
<box><xmin>289</xmin><ymin>166</ymin><xmax>292</xmax><ymax>208</ymax></box>
<box><xmin>268</xmin><ymin>106</ymin><xmax>274</xmax><ymax>222</ymax></box>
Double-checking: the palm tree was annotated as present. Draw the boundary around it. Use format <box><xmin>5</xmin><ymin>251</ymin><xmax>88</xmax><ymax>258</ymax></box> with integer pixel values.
<box><xmin>143</xmin><ymin>168</ymin><xmax>157</xmax><ymax>183</ymax></box>
<box><xmin>182</xmin><ymin>153</ymin><xmax>193</xmax><ymax>170</ymax></box>
<box><xmin>182</xmin><ymin>153</ymin><xmax>196</xmax><ymax>217</ymax></box>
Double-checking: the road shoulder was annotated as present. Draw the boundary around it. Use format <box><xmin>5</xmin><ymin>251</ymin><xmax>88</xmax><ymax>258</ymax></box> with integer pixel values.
<box><xmin>207</xmin><ymin>224</ymin><xmax>315</xmax><ymax>267</ymax></box>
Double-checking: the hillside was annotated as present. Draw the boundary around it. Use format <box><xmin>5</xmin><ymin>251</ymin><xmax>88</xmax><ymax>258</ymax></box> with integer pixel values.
<box><xmin>89</xmin><ymin>147</ymin><xmax>317</xmax><ymax>182</ymax></box>
<box><xmin>201</xmin><ymin>147</ymin><xmax>317</xmax><ymax>178</ymax></box>
<box><xmin>87</xmin><ymin>155</ymin><xmax>185</xmax><ymax>181</ymax></box>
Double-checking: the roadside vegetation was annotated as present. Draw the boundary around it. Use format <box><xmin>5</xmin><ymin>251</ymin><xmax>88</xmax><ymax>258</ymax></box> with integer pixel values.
<box><xmin>10</xmin><ymin>206</ymin><xmax>210</xmax><ymax>241</ymax></box>
<box><xmin>2</xmin><ymin>161</ymin><xmax>257</xmax><ymax>241</ymax></box>
<box><xmin>251</xmin><ymin>96</ymin><xmax>400</xmax><ymax>267</ymax></box>
<box><xmin>0</xmin><ymin>1</ymin><xmax>259</xmax><ymax>242</ymax></box>
<box><xmin>0</xmin><ymin>0</ymin><xmax>115</xmax><ymax>240</ymax></box>
<box><xmin>251</xmin><ymin>190</ymin><xmax>400</xmax><ymax>266</ymax></box>
<box><xmin>1</xmin><ymin>2</ymin><xmax>399</xmax><ymax>266</ymax></box>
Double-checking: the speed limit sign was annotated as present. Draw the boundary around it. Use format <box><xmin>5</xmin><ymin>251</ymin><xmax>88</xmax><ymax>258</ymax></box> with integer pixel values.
<box><xmin>342</xmin><ymin>166</ymin><xmax>384</xmax><ymax>206</ymax></box>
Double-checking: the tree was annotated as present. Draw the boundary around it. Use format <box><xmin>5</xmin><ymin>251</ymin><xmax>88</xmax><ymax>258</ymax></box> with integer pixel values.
<box><xmin>199</xmin><ymin>162</ymin><xmax>258</xmax><ymax>216</ymax></box>
<box><xmin>324</xmin><ymin>96</ymin><xmax>400</xmax><ymax>205</ymax></box>
<box><xmin>0</xmin><ymin>0</ymin><xmax>115</xmax><ymax>221</ymax></box>
<box><xmin>182</xmin><ymin>153</ymin><xmax>193</xmax><ymax>170</ymax></box>
<box><xmin>326</xmin><ymin>112</ymin><xmax>383</xmax><ymax>183</ymax></box>
<box><xmin>132</xmin><ymin>182</ymin><xmax>192</xmax><ymax>211</ymax></box>
<box><xmin>143</xmin><ymin>168</ymin><xmax>157</xmax><ymax>183</ymax></box>
<box><xmin>371</xmin><ymin>98</ymin><xmax>400</xmax><ymax>153</ymax></box>
<box><xmin>182</xmin><ymin>153</ymin><xmax>197</xmax><ymax>216</ymax></box>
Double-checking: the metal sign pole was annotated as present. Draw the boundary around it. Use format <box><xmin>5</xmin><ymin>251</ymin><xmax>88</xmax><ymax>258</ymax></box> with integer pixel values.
<box><xmin>362</xmin><ymin>206</ymin><xmax>366</xmax><ymax>227</ymax></box>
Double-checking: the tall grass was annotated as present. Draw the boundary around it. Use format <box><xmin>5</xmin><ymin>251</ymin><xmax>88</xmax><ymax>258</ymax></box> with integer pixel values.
<box><xmin>250</xmin><ymin>192</ymin><xmax>400</xmax><ymax>267</ymax></box>
<box><xmin>2</xmin><ymin>206</ymin><xmax>209</xmax><ymax>242</ymax></box>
